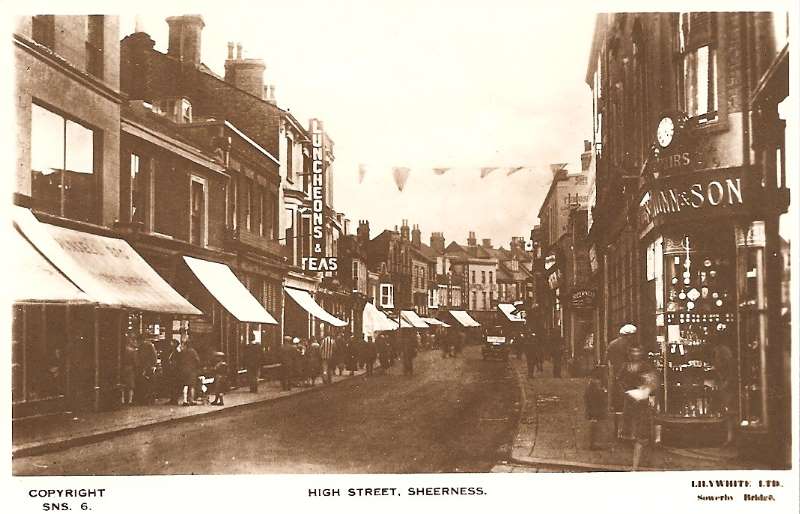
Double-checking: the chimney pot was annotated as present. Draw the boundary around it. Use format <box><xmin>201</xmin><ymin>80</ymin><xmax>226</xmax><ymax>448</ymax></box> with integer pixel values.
<box><xmin>166</xmin><ymin>15</ymin><xmax>205</xmax><ymax>66</ymax></box>
<box><xmin>227</xmin><ymin>41</ymin><xmax>234</xmax><ymax>59</ymax></box>
<box><xmin>236</xmin><ymin>42</ymin><xmax>242</xmax><ymax>59</ymax></box>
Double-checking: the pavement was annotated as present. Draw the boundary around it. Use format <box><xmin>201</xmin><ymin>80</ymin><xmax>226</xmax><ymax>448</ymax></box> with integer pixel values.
<box><xmin>504</xmin><ymin>356</ymin><xmax>761</xmax><ymax>472</ymax></box>
<box><xmin>12</xmin><ymin>366</ymin><xmax>368</xmax><ymax>459</ymax></box>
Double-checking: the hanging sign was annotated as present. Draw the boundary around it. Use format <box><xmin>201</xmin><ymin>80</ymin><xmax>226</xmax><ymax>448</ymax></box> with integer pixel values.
<box><xmin>570</xmin><ymin>289</ymin><xmax>596</xmax><ymax>308</ymax></box>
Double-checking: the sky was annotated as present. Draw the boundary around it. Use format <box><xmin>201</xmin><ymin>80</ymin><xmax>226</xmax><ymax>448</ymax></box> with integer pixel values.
<box><xmin>122</xmin><ymin>3</ymin><xmax>594</xmax><ymax>248</ymax></box>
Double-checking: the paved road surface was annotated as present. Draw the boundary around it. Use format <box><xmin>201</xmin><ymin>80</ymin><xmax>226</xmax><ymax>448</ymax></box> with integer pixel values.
<box><xmin>13</xmin><ymin>345</ymin><xmax>520</xmax><ymax>475</ymax></box>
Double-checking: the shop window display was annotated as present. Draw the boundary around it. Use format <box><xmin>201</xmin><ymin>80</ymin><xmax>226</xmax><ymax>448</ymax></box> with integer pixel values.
<box><xmin>657</xmin><ymin>232</ymin><xmax>737</xmax><ymax>419</ymax></box>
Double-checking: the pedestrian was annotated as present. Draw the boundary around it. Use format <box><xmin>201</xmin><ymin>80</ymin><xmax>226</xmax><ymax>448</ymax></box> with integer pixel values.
<box><xmin>362</xmin><ymin>336</ymin><xmax>377</xmax><ymax>376</ymax></box>
<box><xmin>584</xmin><ymin>366</ymin><xmax>608</xmax><ymax>450</ymax></box>
<box><xmin>551</xmin><ymin>333</ymin><xmax>564</xmax><ymax>378</ymax></box>
<box><xmin>136</xmin><ymin>336</ymin><xmax>157</xmax><ymax>405</ymax></box>
<box><xmin>120</xmin><ymin>336</ymin><xmax>137</xmax><ymax>406</ymax></box>
<box><xmin>176</xmin><ymin>338</ymin><xmax>201</xmax><ymax>406</ymax></box>
<box><xmin>523</xmin><ymin>331</ymin><xmax>538</xmax><ymax>378</ymax></box>
<box><xmin>163</xmin><ymin>339</ymin><xmax>181</xmax><ymax>405</ymax></box>
<box><xmin>307</xmin><ymin>339</ymin><xmax>322</xmax><ymax>386</ymax></box>
<box><xmin>320</xmin><ymin>334</ymin><xmax>336</xmax><ymax>384</ymax></box>
<box><xmin>605</xmin><ymin>323</ymin><xmax>638</xmax><ymax>439</ymax></box>
<box><xmin>454</xmin><ymin>329</ymin><xmax>465</xmax><ymax>357</ymax></box>
<box><xmin>291</xmin><ymin>337</ymin><xmax>304</xmax><ymax>387</ymax></box>
<box><xmin>244</xmin><ymin>340</ymin><xmax>262</xmax><ymax>393</ymax></box>
<box><xmin>402</xmin><ymin>330</ymin><xmax>417</xmax><ymax>376</ymax></box>
<box><xmin>346</xmin><ymin>335</ymin><xmax>358</xmax><ymax>376</ymax></box>
<box><xmin>334</xmin><ymin>332</ymin><xmax>347</xmax><ymax>376</ymax></box>
<box><xmin>617</xmin><ymin>345</ymin><xmax>659</xmax><ymax>470</ymax></box>
<box><xmin>209</xmin><ymin>351</ymin><xmax>228</xmax><ymax>406</ymax></box>
<box><xmin>279</xmin><ymin>336</ymin><xmax>294</xmax><ymax>391</ymax></box>
<box><xmin>514</xmin><ymin>330</ymin><xmax>524</xmax><ymax>359</ymax></box>
<box><xmin>376</xmin><ymin>333</ymin><xmax>390</xmax><ymax>370</ymax></box>
<box><xmin>709</xmin><ymin>331</ymin><xmax>736</xmax><ymax>445</ymax></box>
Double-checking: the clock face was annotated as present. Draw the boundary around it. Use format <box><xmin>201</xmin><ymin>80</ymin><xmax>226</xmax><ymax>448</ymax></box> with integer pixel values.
<box><xmin>657</xmin><ymin>117</ymin><xmax>675</xmax><ymax>148</ymax></box>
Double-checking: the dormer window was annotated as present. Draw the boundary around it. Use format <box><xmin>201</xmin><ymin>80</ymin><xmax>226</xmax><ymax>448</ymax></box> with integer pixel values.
<box><xmin>152</xmin><ymin>97</ymin><xmax>192</xmax><ymax>123</ymax></box>
<box><xmin>180</xmin><ymin>98</ymin><xmax>192</xmax><ymax>123</ymax></box>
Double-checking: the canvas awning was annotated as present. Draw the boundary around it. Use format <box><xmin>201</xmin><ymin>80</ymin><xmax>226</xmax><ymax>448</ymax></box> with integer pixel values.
<box><xmin>401</xmin><ymin>310</ymin><xmax>429</xmax><ymax>328</ymax></box>
<box><xmin>362</xmin><ymin>302</ymin><xmax>399</xmax><ymax>338</ymax></box>
<box><xmin>450</xmin><ymin>310</ymin><xmax>481</xmax><ymax>327</ymax></box>
<box><xmin>285</xmin><ymin>287</ymin><xmax>348</xmax><ymax>327</ymax></box>
<box><xmin>184</xmin><ymin>256</ymin><xmax>278</xmax><ymax>324</ymax></box>
<box><xmin>498</xmin><ymin>303</ymin><xmax>524</xmax><ymax>322</ymax></box>
<box><xmin>11</xmin><ymin>226</ymin><xmax>91</xmax><ymax>304</ymax></box>
<box><xmin>423</xmin><ymin>317</ymin><xmax>451</xmax><ymax>327</ymax></box>
<box><xmin>14</xmin><ymin>207</ymin><xmax>200</xmax><ymax>315</ymax></box>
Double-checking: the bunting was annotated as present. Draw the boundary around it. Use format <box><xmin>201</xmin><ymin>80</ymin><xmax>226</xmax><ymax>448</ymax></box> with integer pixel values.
<box><xmin>480</xmin><ymin>167</ymin><xmax>498</xmax><ymax>179</ymax></box>
<box><xmin>392</xmin><ymin>167</ymin><xmax>411</xmax><ymax>191</ymax></box>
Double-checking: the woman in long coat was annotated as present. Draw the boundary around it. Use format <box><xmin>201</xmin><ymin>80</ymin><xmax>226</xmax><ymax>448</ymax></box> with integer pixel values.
<box><xmin>176</xmin><ymin>340</ymin><xmax>201</xmax><ymax>406</ymax></box>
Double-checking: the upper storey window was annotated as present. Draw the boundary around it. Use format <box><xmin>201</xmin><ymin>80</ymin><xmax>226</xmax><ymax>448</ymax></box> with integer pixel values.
<box><xmin>678</xmin><ymin>12</ymin><xmax>718</xmax><ymax>124</ymax></box>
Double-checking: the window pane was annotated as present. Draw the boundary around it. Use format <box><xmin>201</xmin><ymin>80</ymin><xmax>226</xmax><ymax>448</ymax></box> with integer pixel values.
<box><xmin>130</xmin><ymin>154</ymin><xmax>145</xmax><ymax>224</ymax></box>
<box><xmin>64</xmin><ymin>120</ymin><xmax>95</xmax><ymax>222</ymax></box>
<box><xmin>31</xmin><ymin>104</ymin><xmax>65</xmax><ymax>217</ymax></box>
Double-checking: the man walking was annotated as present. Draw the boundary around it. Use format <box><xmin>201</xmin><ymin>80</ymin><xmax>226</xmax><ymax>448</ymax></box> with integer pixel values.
<box><xmin>320</xmin><ymin>333</ymin><xmax>336</xmax><ymax>384</ymax></box>
<box><xmin>605</xmin><ymin>323</ymin><xmax>638</xmax><ymax>439</ymax></box>
<box><xmin>244</xmin><ymin>339</ymin><xmax>262</xmax><ymax>393</ymax></box>
<box><xmin>523</xmin><ymin>330</ymin><xmax>538</xmax><ymax>378</ymax></box>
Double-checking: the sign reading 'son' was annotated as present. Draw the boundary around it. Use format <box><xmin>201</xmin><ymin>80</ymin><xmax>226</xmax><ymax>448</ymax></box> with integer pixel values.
<box><xmin>303</xmin><ymin>119</ymin><xmax>338</xmax><ymax>272</ymax></box>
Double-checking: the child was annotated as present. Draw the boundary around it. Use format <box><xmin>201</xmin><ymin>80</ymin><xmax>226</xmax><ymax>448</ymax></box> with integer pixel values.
<box><xmin>584</xmin><ymin>366</ymin><xmax>608</xmax><ymax>450</ymax></box>
<box><xmin>210</xmin><ymin>352</ymin><xmax>229</xmax><ymax>406</ymax></box>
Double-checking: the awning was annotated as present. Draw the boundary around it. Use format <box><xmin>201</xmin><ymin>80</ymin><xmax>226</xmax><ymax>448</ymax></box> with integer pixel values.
<box><xmin>362</xmin><ymin>302</ymin><xmax>399</xmax><ymax>338</ymax></box>
<box><xmin>285</xmin><ymin>287</ymin><xmax>348</xmax><ymax>327</ymax></box>
<box><xmin>11</xmin><ymin>226</ymin><xmax>91</xmax><ymax>304</ymax></box>
<box><xmin>184</xmin><ymin>256</ymin><xmax>277</xmax><ymax>324</ymax></box>
<box><xmin>401</xmin><ymin>310</ymin><xmax>429</xmax><ymax>328</ymax></box>
<box><xmin>423</xmin><ymin>317</ymin><xmax>450</xmax><ymax>328</ymax></box>
<box><xmin>14</xmin><ymin>207</ymin><xmax>200</xmax><ymax>315</ymax></box>
<box><xmin>498</xmin><ymin>303</ymin><xmax>525</xmax><ymax>322</ymax></box>
<box><xmin>450</xmin><ymin>310</ymin><xmax>481</xmax><ymax>327</ymax></box>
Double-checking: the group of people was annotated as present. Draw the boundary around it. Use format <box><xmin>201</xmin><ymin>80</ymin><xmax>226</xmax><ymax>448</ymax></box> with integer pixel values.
<box><xmin>583</xmin><ymin>323</ymin><xmax>659</xmax><ymax>470</ymax></box>
<box><xmin>516</xmin><ymin>331</ymin><xmax>564</xmax><ymax>379</ymax></box>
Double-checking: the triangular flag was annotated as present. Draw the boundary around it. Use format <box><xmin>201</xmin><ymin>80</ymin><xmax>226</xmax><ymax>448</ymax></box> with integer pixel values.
<box><xmin>480</xmin><ymin>167</ymin><xmax>498</xmax><ymax>178</ymax></box>
<box><xmin>550</xmin><ymin>163</ymin><xmax>568</xmax><ymax>174</ymax></box>
<box><xmin>392</xmin><ymin>167</ymin><xmax>410</xmax><ymax>191</ymax></box>
<box><xmin>433</xmin><ymin>167</ymin><xmax>450</xmax><ymax>175</ymax></box>
<box><xmin>506</xmin><ymin>166</ymin><xmax>525</xmax><ymax>176</ymax></box>
<box><xmin>358</xmin><ymin>163</ymin><xmax>367</xmax><ymax>184</ymax></box>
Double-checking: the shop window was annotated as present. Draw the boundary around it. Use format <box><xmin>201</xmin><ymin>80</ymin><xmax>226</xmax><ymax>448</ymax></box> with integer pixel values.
<box><xmin>190</xmin><ymin>176</ymin><xmax>207</xmax><ymax>246</ymax></box>
<box><xmin>678</xmin><ymin>12</ymin><xmax>718</xmax><ymax>123</ymax></box>
<box><xmin>31</xmin><ymin>103</ymin><xmax>97</xmax><ymax>223</ymax></box>
<box><xmin>85</xmin><ymin>15</ymin><xmax>104</xmax><ymax>79</ymax></box>
<box><xmin>659</xmin><ymin>232</ymin><xmax>736</xmax><ymax>419</ymax></box>
<box><xmin>32</xmin><ymin>15</ymin><xmax>55</xmax><ymax>49</ymax></box>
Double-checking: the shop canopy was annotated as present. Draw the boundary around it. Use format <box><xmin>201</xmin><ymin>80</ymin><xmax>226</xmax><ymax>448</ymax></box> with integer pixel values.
<box><xmin>284</xmin><ymin>287</ymin><xmax>348</xmax><ymax>327</ymax></box>
<box><xmin>184</xmin><ymin>256</ymin><xmax>278</xmax><ymax>324</ymax></box>
<box><xmin>11</xmin><ymin>225</ymin><xmax>91</xmax><ymax>304</ymax></box>
<box><xmin>401</xmin><ymin>310</ymin><xmax>429</xmax><ymax>328</ymax></box>
<box><xmin>362</xmin><ymin>302</ymin><xmax>399</xmax><ymax>338</ymax></box>
<box><xmin>498</xmin><ymin>303</ymin><xmax>525</xmax><ymax>322</ymax></box>
<box><xmin>450</xmin><ymin>310</ymin><xmax>481</xmax><ymax>327</ymax></box>
<box><xmin>14</xmin><ymin>207</ymin><xmax>200</xmax><ymax>315</ymax></box>
<box><xmin>423</xmin><ymin>317</ymin><xmax>451</xmax><ymax>328</ymax></box>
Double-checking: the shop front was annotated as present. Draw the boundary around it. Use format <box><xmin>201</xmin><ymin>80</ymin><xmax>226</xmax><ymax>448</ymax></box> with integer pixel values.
<box><xmin>284</xmin><ymin>286</ymin><xmax>348</xmax><ymax>340</ymax></box>
<box><xmin>12</xmin><ymin>208</ymin><xmax>201</xmax><ymax>417</ymax></box>
<box><xmin>638</xmin><ymin>115</ymin><xmax>778</xmax><ymax>450</ymax></box>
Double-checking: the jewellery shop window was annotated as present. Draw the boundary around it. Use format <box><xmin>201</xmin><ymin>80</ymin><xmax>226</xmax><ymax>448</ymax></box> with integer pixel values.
<box><xmin>661</xmin><ymin>231</ymin><xmax>736</xmax><ymax>418</ymax></box>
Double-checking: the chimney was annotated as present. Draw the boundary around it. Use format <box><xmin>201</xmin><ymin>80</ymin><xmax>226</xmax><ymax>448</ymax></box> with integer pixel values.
<box><xmin>227</xmin><ymin>41</ymin><xmax>234</xmax><ymax>59</ymax></box>
<box><xmin>581</xmin><ymin>140</ymin><xmax>593</xmax><ymax>172</ymax></box>
<box><xmin>267</xmin><ymin>84</ymin><xmax>277</xmax><ymax>105</ymax></box>
<box><xmin>166</xmin><ymin>15</ymin><xmax>205</xmax><ymax>66</ymax></box>
<box><xmin>430</xmin><ymin>232</ymin><xmax>445</xmax><ymax>254</ymax></box>
<box><xmin>510</xmin><ymin>236</ymin><xmax>525</xmax><ymax>251</ymax></box>
<box><xmin>224</xmin><ymin>42</ymin><xmax>267</xmax><ymax>99</ymax></box>
<box><xmin>482</xmin><ymin>238</ymin><xmax>492</xmax><ymax>249</ymax></box>
<box><xmin>467</xmin><ymin>231</ymin><xmax>477</xmax><ymax>247</ymax></box>
<box><xmin>411</xmin><ymin>224</ymin><xmax>421</xmax><ymax>248</ymax></box>
<box><xmin>357</xmin><ymin>220</ymin><xmax>370</xmax><ymax>244</ymax></box>
<box><xmin>400</xmin><ymin>220</ymin><xmax>410</xmax><ymax>241</ymax></box>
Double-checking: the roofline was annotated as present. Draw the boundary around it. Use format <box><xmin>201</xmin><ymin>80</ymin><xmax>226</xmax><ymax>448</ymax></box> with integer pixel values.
<box><xmin>224</xmin><ymin>121</ymin><xmax>281</xmax><ymax>166</ymax></box>
<box><xmin>585</xmin><ymin>14</ymin><xmax>609</xmax><ymax>86</ymax></box>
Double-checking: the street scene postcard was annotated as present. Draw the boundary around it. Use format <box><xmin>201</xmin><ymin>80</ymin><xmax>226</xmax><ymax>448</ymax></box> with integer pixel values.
<box><xmin>4</xmin><ymin>1</ymin><xmax>800</xmax><ymax>513</ymax></box>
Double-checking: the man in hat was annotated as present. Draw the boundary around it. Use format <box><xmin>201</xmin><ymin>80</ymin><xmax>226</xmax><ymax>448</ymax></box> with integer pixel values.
<box><xmin>606</xmin><ymin>323</ymin><xmax>638</xmax><ymax>438</ymax></box>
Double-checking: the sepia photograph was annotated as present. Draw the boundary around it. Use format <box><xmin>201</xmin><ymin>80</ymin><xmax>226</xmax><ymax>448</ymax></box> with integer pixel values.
<box><xmin>4</xmin><ymin>0</ymin><xmax>798</xmax><ymax>511</ymax></box>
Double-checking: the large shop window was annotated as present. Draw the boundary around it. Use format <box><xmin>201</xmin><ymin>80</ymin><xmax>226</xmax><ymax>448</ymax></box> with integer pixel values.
<box><xmin>655</xmin><ymin>231</ymin><xmax>736</xmax><ymax>419</ymax></box>
<box><xmin>31</xmin><ymin>103</ymin><xmax>97</xmax><ymax>223</ymax></box>
<box><xmin>678</xmin><ymin>12</ymin><xmax>718</xmax><ymax>123</ymax></box>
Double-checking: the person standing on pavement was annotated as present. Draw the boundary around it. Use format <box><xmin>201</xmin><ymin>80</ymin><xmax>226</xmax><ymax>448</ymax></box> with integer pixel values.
<box><xmin>163</xmin><ymin>339</ymin><xmax>181</xmax><ymax>405</ymax></box>
<box><xmin>279</xmin><ymin>336</ymin><xmax>294</xmax><ymax>391</ymax></box>
<box><xmin>320</xmin><ymin>334</ymin><xmax>336</xmax><ymax>384</ymax></box>
<box><xmin>345</xmin><ymin>334</ymin><xmax>358</xmax><ymax>376</ymax></box>
<box><xmin>136</xmin><ymin>336</ymin><xmax>158</xmax><ymax>405</ymax></box>
<box><xmin>605</xmin><ymin>323</ymin><xmax>638</xmax><ymax>439</ymax></box>
<box><xmin>377</xmin><ymin>333</ymin><xmax>390</xmax><ymax>370</ymax></box>
<box><xmin>209</xmin><ymin>351</ymin><xmax>228</xmax><ymax>406</ymax></box>
<box><xmin>523</xmin><ymin>331</ymin><xmax>538</xmax><ymax>378</ymax></box>
<box><xmin>584</xmin><ymin>366</ymin><xmax>608</xmax><ymax>450</ymax></box>
<box><xmin>362</xmin><ymin>336</ymin><xmax>377</xmax><ymax>376</ymax></box>
<box><xmin>120</xmin><ymin>336</ymin><xmax>137</xmax><ymax>406</ymax></box>
<box><xmin>307</xmin><ymin>339</ymin><xmax>323</xmax><ymax>387</ymax></box>
<box><xmin>176</xmin><ymin>338</ymin><xmax>201</xmax><ymax>406</ymax></box>
<box><xmin>617</xmin><ymin>345</ymin><xmax>659</xmax><ymax>470</ymax></box>
<box><xmin>244</xmin><ymin>339</ymin><xmax>262</xmax><ymax>393</ymax></box>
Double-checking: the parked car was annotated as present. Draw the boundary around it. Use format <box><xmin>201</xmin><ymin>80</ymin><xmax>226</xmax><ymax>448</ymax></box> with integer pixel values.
<box><xmin>482</xmin><ymin>325</ymin><xmax>510</xmax><ymax>361</ymax></box>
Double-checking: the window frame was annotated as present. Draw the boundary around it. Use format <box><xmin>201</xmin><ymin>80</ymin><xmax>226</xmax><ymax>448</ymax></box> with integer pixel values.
<box><xmin>677</xmin><ymin>12</ymin><xmax>721</xmax><ymax>125</ymax></box>
<box><xmin>189</xmin><ymin>175</ymin><xmax>209</xmax><ymax>247</ymax></box>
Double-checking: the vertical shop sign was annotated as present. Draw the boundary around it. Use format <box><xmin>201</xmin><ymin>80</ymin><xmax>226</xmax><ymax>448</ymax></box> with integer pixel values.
<box><xmin>303</xmin><ymin>119</ymin><xmax>338</xmax><ymax>272</ymax></box>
